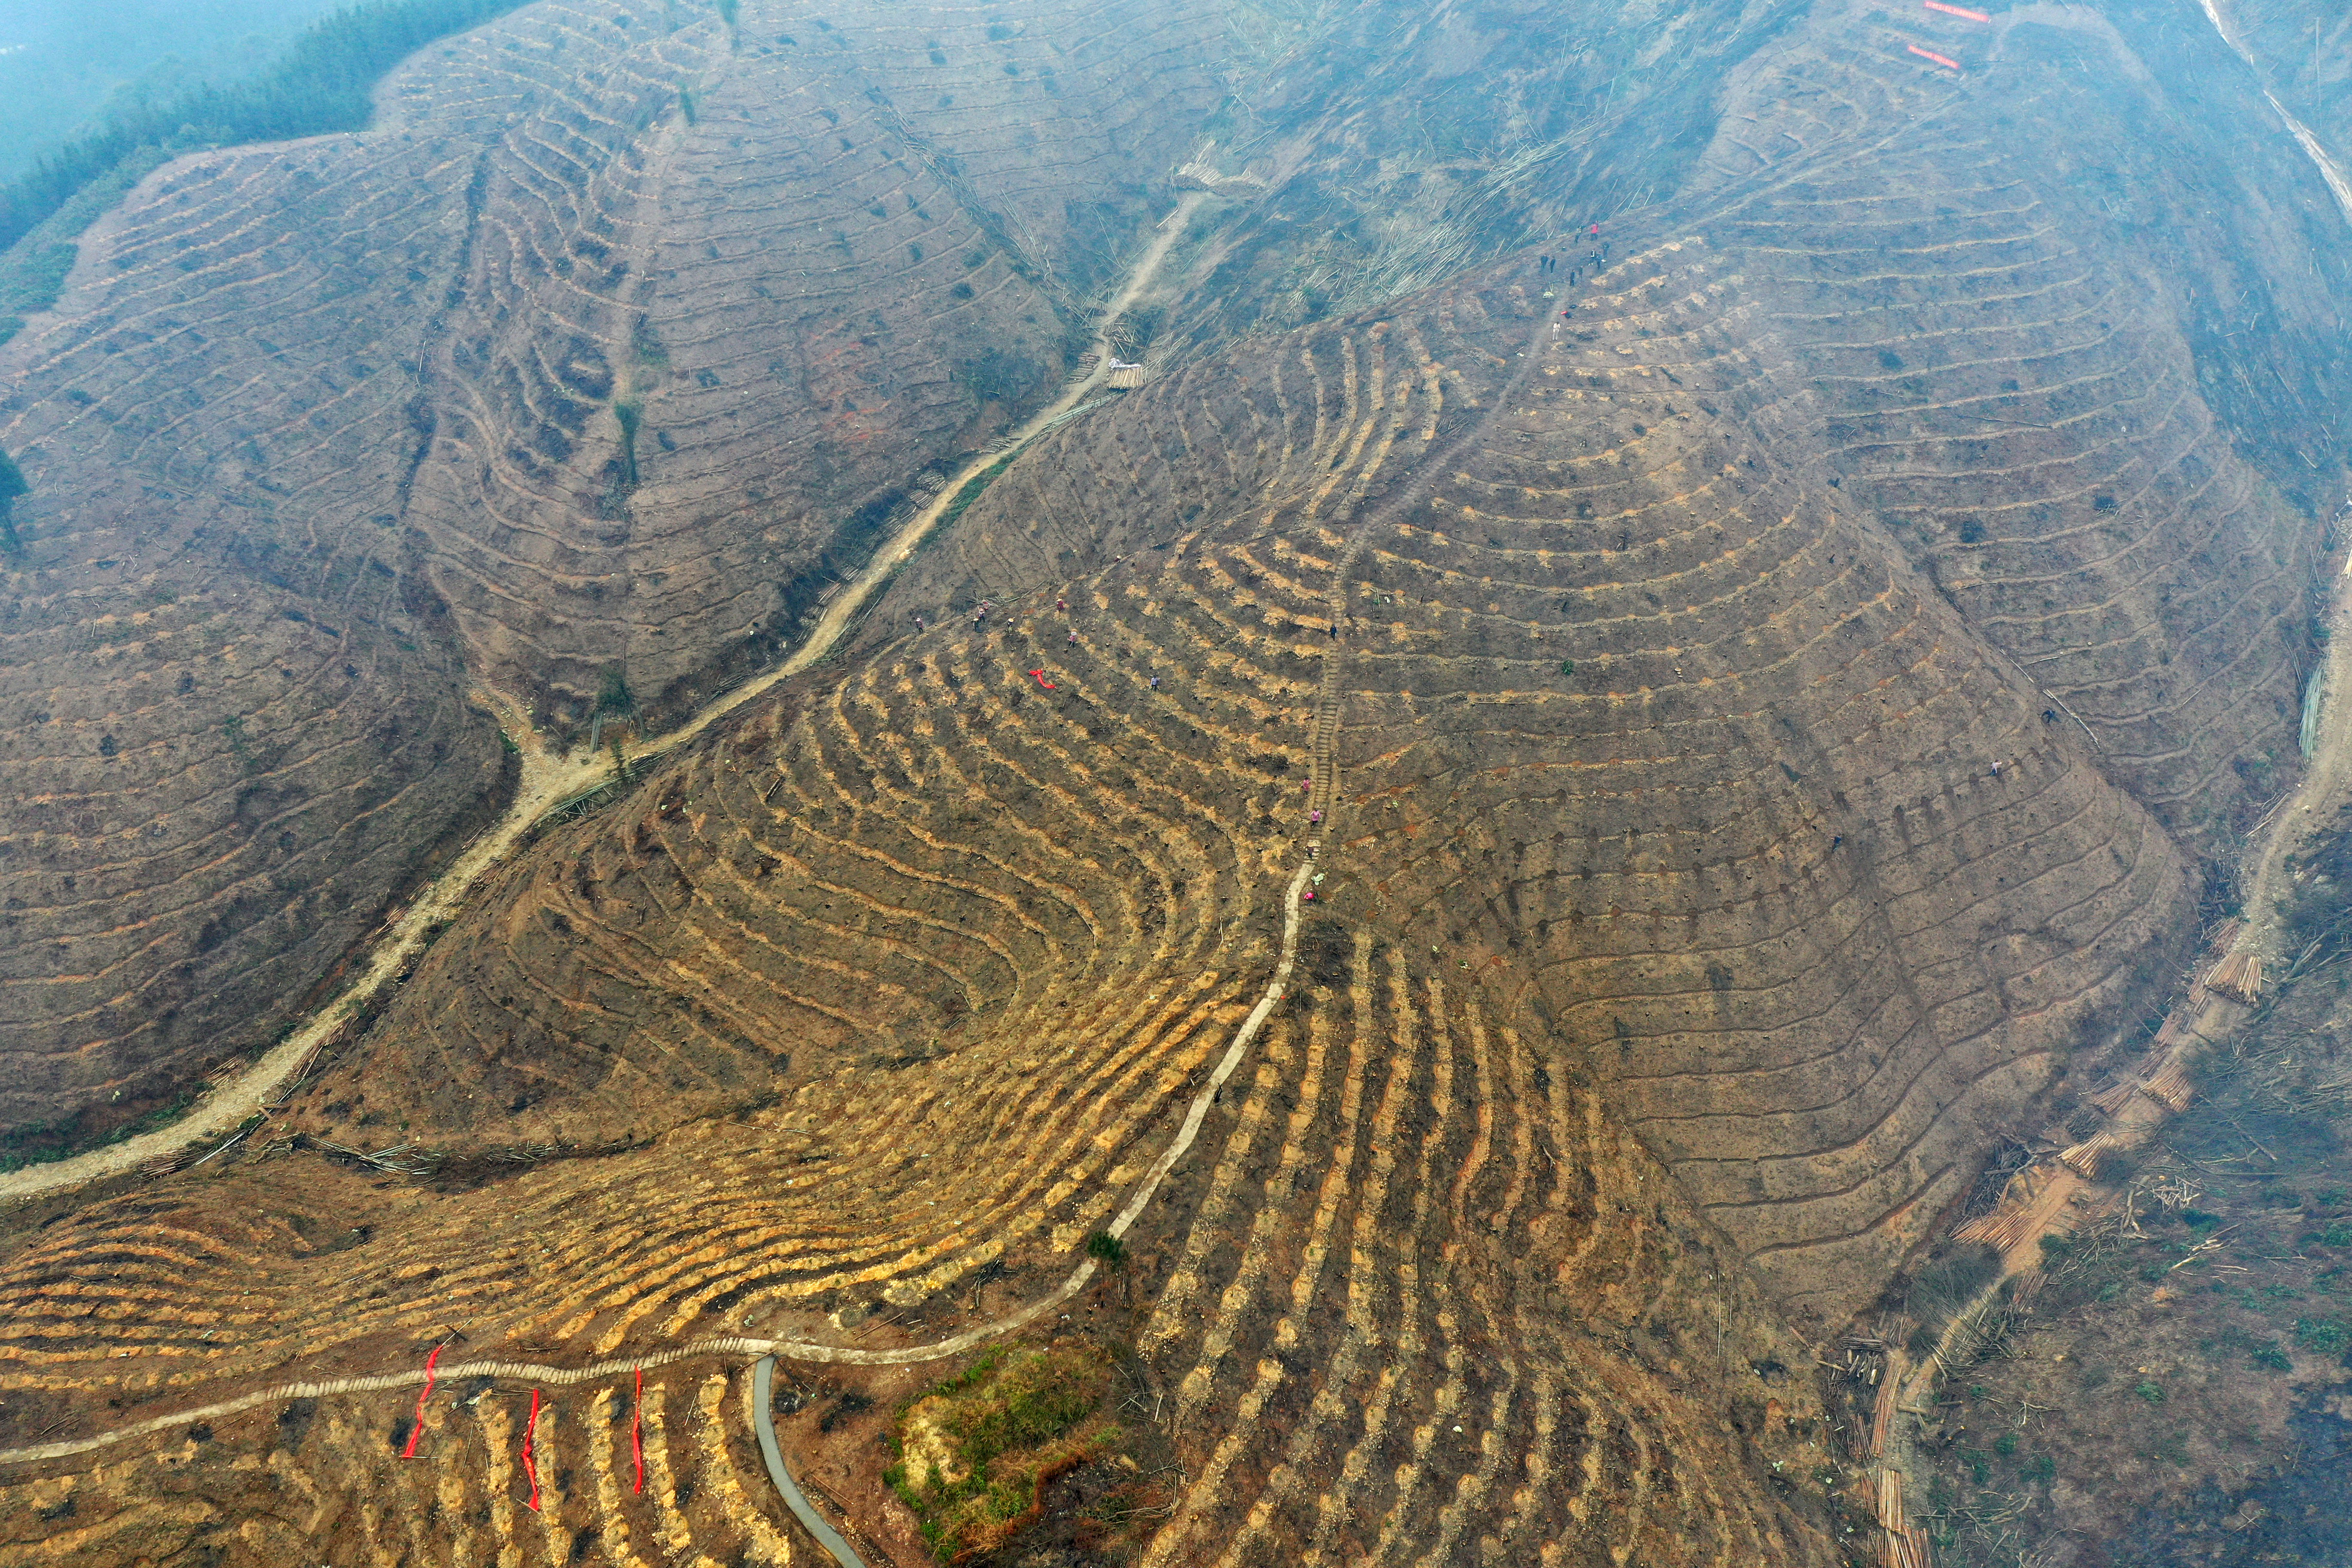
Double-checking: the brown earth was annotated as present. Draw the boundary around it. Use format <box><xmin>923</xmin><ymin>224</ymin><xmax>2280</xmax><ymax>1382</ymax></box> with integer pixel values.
<box><xmin>2</xmin><ymin>0</ymin><xmax>2350</xmax><ymax>1564</ymax></box>
<box><xmin>0</xmin><ymin>0</ymin><xmax>1222</xmax><ymax>1144</ymax></box>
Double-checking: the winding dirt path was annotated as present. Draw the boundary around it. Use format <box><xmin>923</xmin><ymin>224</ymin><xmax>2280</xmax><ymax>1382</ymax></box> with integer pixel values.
<box><xmin>0</xmin><ymin>859</ymin><xmax>1313</xmax><ymax>1468</ymax></box>
<box><xmin>1865</xmin><ymin>530</ymin><xmax>2352</xmax><ymax>1563</ymax></box>
<box><xmin>2194</xmin><ymin>0</ymin><xmax>2352</xmax><ymax>224</ymax></box>
<box><xmin>2237</xmin><ymin>550</ymin><xmax>2352</xmax><ymax>962</ymax></box>
<box><xmin>0</xmin><ymin>193</ymin><xmax>1209</xmax><ymax>1209</ymax></box>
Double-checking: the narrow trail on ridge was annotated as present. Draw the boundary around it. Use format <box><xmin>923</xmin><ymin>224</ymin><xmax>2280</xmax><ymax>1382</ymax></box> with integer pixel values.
<box><xmin>0</xmin><ymin>193</ymin><xmax>1210</xmax><ymax>1209</ymax></box>
<box><xmin>0</xmin><ymin>857</ymin><xmax>1316</xmax><ymax>1470</ymax></box>
<box><xmin>0</xmin><ymin>233</ymin><xmax>1566</xmax><ymax>1470</ymax></box>
<box><xmin>2239</xmin><ymin>531</ymin><xmax>2352</xmax><ymax>965</ymax></box>
<box><xmin>2193</xmin><ymin>0</ymin><xmax>2352</xmax><ymax>223</ymax></box>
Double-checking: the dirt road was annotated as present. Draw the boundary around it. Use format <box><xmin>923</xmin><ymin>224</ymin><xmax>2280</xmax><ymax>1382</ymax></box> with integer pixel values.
<box><xmin>0</xmin><ymin>193</ymin><xmax>1210</xmax><ymax>1207</ymax></box>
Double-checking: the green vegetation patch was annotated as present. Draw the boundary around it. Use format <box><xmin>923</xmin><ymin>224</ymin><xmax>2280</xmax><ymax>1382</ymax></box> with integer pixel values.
<box><xmin>0</xmin><ymin>1091</ymin><xmax>195</xmax><ymax>1173</ymax></box>
<box><xmin>885</xmin><ymin>1339</ymin><xmax>1119</xmax><ymax>1562</ymax></box>
<box><xmin>932</xmin><ymin>454</ymin><xmax>1015</xmax><ymax>539</ymax></box>
<box><xmin>0</xmin><ymin>0</ymin><xmax>534</xmax><ymax>329</ymax></box>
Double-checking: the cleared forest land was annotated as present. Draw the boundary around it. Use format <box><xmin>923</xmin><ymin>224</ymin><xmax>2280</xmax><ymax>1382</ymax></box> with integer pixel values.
<box><xmin>2</xmin><ymin>0</ymin><xmax>2349</xmax><ymax>1564</ymax></box>
<box><xmin>0</xmin><ymin>0</ymin><xmax>1220</xmax><ymax>1154</ymax></box>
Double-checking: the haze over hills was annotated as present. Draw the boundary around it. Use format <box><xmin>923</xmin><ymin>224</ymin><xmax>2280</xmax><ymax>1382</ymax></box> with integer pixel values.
<box><xmin>0</xmin><ymin>0</ymin><xmax>354</xmax><ymax>184</ymax></box>
<box><xmin>0</xmin><ymin>0</ymin><xmax>2349</xmax><ymax>1563</ymax></box>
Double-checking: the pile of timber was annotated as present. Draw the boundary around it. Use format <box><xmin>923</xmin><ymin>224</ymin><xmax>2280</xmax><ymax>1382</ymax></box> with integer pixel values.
<box><xmin>1869</xmin><ymin>1471</ymin><xmax>1932</xmax><ymax>1567</ymax></box>
<box><xmin>2142</xmin><ymin>1055</ymin><xmax>2196</xmax><ymax>1112</ymax></box>
<box><xmin>1954</xmin><ymin>1162</ymin><xmax>2056</xmax><ymax>1247</ymax></box>
<box><xmin>2205</xmin><ymin>950</ymin><xmax>2263</xmax><ymax>1005</ymax></box>
<box><xmin>1870</xmin><ymin>1360</ymin><xmax>1902</xmax><ymax>1454</ymax></box>
<box><xmin>1874</xmin><ymin>1467</ymin><xmax>1905</xmax><ymax>1534</ymax></box>
<box><xmin>2059</xmin><ymin>1129</ymin><xmax>2122</xmax><ymax>1179</ymax></box>
<box><xmin>1954</xmin><ymin>1199</ymin><xmax>2041</xmax><ymax>1251</ymax></box>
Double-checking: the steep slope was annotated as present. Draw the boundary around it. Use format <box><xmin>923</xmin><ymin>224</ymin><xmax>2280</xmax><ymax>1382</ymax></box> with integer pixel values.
<box><xmin>867</xmin><ymin>239</ymin><xmax>2198</xmax><ymax>1317</ymax></box>
<box><xmin>891</xmin><ymin>0</ymin><xmax>2340</xmax><ymax>866</ymax></box>
<box><xmin>0</xmin><ymin>243</ymin><xmax>2181</xmax><ymax>1560</ymax></box>
<box><xmin>1690</xmin><ymin>2</ymin><xmax>2330</xmax><ymax>853</ymax></box>
<box><xmin>0</xmin><ymin>411</ymin><xmax>505</xmax><ymax>1150</ymax></box>
<box><xmin>0</xmin><ymin>0</ymin><xmax>1222</xmax><ymax>1141</ymax></box>
<box><xmin>0</xmin><ymin>948</ymin><xmax>1842</xmax><ymax>1567</ymax></box>
<box><xmin>2</xmin><ymin>0</ymin><xmax>2348</xmax><ymax>1562</ymax></box>
<box><xmin>2214</xmin><ymin>0</ymin><xmax>2352</xmax><ymax>201</ymax></box>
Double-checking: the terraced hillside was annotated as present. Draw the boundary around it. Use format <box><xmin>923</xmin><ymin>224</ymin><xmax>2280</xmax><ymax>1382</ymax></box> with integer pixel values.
<box><xmin>3</xmin><ymin>0</ymin><xmax>2349</xmax><ymax>1562</ymax></box>
<box><xmin>0</xmin><ymin>933</ymin><xmax>1844</xmax><ymax>1567</ymax></box>
<box><xmin>0</xmin><ymin>0</ymin><xmax>1221</xmax><ymax>1142</ymax></box>
<box><xmin>859</xmin><ymin>8</ymin><xmax>2348</xmax><ymax>1314</ymax></box>
<box><xmin>0</xmin><ymin>235</ymin><xmax>2200</xmax><ymax>1559</ymax></box>
<box><xmin>1691</xmin><ymin>0</ymin><xmax>2333</xmax><ymax>853</ymax></box>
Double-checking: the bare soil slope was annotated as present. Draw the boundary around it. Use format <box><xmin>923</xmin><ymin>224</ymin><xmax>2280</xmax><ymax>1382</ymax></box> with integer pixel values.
<box><xmin>2</xmin><ymin>0</ymin><xmax>2349</xmax><ymax>1564</ymax></box>
<box><xmin>0</xmin><ymin>0</ymin><xmax>1222</xmax><ymax>1142</ymax></box>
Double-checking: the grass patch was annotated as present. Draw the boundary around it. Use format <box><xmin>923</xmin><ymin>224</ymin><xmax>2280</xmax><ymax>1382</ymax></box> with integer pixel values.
<box><xmin>932</xmin><ymin>454</ymin><xmax>1015</xmax><ymax>538</ymax></box>
<box><xmin>884</xmin><ymin>1339</ymin><xmax>1118</xmax><ymax>1562</ymax></box>
<box><xmin>0</xmin><ymin>1091</ymin><xmax>196</xmax><ymax>1172</ymax></box>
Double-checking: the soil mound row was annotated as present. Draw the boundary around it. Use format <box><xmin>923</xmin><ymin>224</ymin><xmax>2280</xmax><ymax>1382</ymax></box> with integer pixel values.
<box><xmin>1135</xmin><ymin>931</ymin><xmax>1838</xmax><ymax>1567</ymax></box>
<box><xmin>1327</xmin><ymin>238</ymin><xmax>2192</xmax><ymax>1317</ymax></box>
<box><xmin>0</xmin><ymin>0</ymin><xmax>1220</xmax><ymax>1143</ymax></box>
<box><xmin>1695</xmin><ymin>11</ymin><xmax>2319</xmax><ymax>851</ymax></box>
<box><xmin>5</xmin><ymin>1361</ymin><xmax>796</xmax><ymax>1568</ymax></box>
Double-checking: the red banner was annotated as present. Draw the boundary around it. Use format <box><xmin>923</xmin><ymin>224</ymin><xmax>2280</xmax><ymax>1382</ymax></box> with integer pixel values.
<box><xmin>523</xmin><ymin>1389</ymin><xmax>543</xmax><ymax>1512</ymax></box>
<box><xmin>397</xmin><ymin>1344</ymin><xmax>443</xmax><ymax>1459</ymax></box>
<box><xmin>632</xmin><ymin>1369</ymin><xmax>646</xmax><ymax>1495</ymax></box>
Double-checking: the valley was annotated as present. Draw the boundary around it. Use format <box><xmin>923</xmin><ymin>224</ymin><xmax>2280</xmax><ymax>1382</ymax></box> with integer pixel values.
<box><xmin>2</xmin><ymin>0</ymin><xmax>2349</xmax><ymax>1565</ymax></box>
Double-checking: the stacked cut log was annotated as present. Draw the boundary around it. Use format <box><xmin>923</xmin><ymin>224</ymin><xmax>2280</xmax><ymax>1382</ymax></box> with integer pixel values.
<box><xmin>1954</xmin><ymin>1201</ymin><xmax>2041</xmax><ymax>1251</ymax></box>
<box><xmin>1953</xmin><ymin>1162</ymin><xmax>2055</xmax><ymax>1248</ymax></box>
<box><xmin>2142</xmin><ymin>1057</ymin><xmax>2196</xmax><ymax>1113</ymax></box>
<box><xmin>1872</xmin><ymin>1469</ymin><xmax>1933</xmax><ymax>1568</ymax></box>
<box><xmin>2059</xmin><ymin>1130</ymin><xmax>2122</xmax><ymax>1179</ymax></box>
<box><xmin>2089</xmin><ymin>1077</ymin><xmax>2138</xmax><ymax>1115</ymax></box>
<box><xmin>1870</xmin><ymin>1360</ymin><xmax>1902</xmax><ymax>1455</ymax></box>
<box><xmin>2205</xmin><ymin>950</ymin><xmax>2263</xmax><ymax>1006</ymax></box>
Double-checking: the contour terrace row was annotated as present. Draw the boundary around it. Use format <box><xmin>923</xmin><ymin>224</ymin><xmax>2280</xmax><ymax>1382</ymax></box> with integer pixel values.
<box><xmin>1693</xmin><ymin>3</ymin><xmax>2318</xmax><ymax>852</ymax></box>
<box><xmin>0</xmin><ymin>0</ymin><xmax>1221</xmax><ymax>1139</ymax></box>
